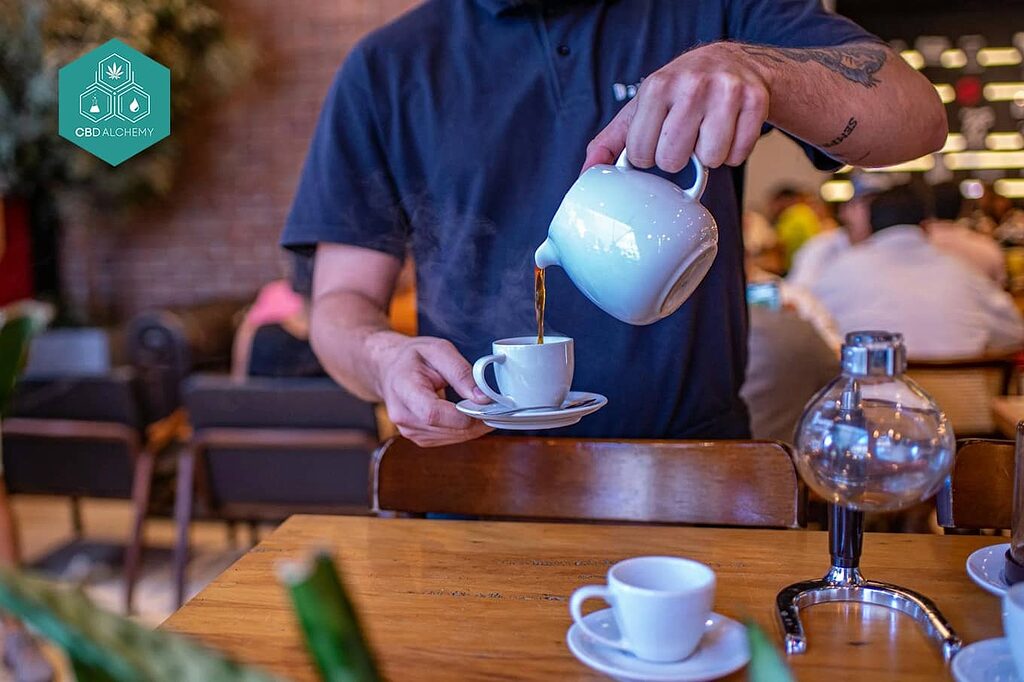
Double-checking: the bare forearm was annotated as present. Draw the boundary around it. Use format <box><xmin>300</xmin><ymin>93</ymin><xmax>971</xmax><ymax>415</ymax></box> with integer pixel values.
<box><xmin>736</xmin><ymin>42</ymin><xmax>947</xmax><ymax>167</ymax></box>
<box><xmin>309</xmin><ymin>289</ymin><xmax>404</xmax><ymax>402</ymax></box>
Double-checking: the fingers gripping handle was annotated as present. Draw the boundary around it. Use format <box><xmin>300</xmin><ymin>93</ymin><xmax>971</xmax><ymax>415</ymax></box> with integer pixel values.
<box><xmin>472</xmin><ymin>354</ymin><xmax>514</xmax><ymax>408</ymax></box>
<box><xmin>569</xmin><ymin>585</ymin><xmax>627</xmax><ymax>651</ymax></box>
<box><xmin>615</xmin><ymin>148</ymin><xmax>708</xmax><ymax>201</ymax></box>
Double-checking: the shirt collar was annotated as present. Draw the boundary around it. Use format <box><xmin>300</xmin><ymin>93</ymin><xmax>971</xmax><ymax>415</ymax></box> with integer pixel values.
<box><xmin>868</xmin><ymin>224</ymin><xmax>928</xmax><ymax>245</ymax></box>
<box><xmin>475</xmin><ymin>0</ymin><xmax>597</xmax><ymax>17</ymax></box>
<box><xmin>474</xmin><ymin>0</ymin><xmax>538</xmax><ymax>15</ymax></box>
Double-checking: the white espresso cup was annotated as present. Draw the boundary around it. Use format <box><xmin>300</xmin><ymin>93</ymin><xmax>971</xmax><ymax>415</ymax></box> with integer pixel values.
<box><xmin>472</xmin><ymin>336</ymin><xmax>573</xmax><ymax>409</ymax></box>
<box><xmin>570</xmin><ymin>556</ymin><xmax>715</xmax><ymax>663</ymax></box>
<box><xmin>1004</xmin><ymin>582</ymin><xmax>1024</xmax><ymax>676</ymax></box>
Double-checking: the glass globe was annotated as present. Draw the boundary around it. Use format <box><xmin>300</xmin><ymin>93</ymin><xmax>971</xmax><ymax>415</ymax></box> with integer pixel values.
<box><xmin>793</xmin><ymin>332</ymin><xmax>955</xmax><ymax>512</ymax></box>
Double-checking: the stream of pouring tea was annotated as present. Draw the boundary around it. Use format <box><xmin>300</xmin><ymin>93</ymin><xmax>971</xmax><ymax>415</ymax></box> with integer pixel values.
<box><xmin>534</xmin><ymin>265</ymin><xmax>546</xmax><ymax>345</ymax></box>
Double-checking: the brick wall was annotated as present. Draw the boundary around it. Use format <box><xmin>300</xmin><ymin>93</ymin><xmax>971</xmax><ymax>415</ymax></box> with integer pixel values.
<box><xmin>62</xmin><ymin>0</ymin><xmax>418</xmax><ymax>321</ymax></box>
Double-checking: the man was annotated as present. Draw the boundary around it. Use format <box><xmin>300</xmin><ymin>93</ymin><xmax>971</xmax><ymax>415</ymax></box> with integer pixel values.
<box><xmin>786</xmin><ymin>172</ymin><xmax>888</xmax><ymax>290</ymax></box>
<box><xmin>809</xmin><ymin>185</ymin><xmax>1024</xmax><ymax>358</ymax></box>
<box><xmin>283</xmin><ymin>0</ymin><xmax>946</xmax><ymax>446</ymax></box>
<box><xmin>926</xmin><ymin>181</ymin><xmax>1006</xmax><ymax>286</ymax></box>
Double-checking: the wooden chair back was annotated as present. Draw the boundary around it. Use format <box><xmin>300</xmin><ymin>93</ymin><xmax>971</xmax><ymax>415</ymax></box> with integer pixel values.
<box><xmin>906</xmin><ymin>356</ymin><xmax>1015</xmax><ymax>437</ymax></box>
<box><xmin>937</xmin><ymin>435</ymin><xmax>1016</xmax><ymax>531</ymax></box>
<box><xmin>372</xmin><ymin>437</ymin><xmax>805</xmax><ymax>528</ymax></box>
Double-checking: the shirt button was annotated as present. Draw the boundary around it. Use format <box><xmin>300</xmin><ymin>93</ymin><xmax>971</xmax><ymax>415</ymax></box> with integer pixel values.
<box><xmin>557</xmin><ymin>44</ymin><xmax>571</xmax><ymax>56</ymax></box>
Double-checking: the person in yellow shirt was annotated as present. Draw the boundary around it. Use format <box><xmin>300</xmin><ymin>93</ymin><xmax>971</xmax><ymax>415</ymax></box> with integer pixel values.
<box><xmin>770</xmin><ymin>187</ymin><xmax>822</xmax><ymax>271</ymax></box>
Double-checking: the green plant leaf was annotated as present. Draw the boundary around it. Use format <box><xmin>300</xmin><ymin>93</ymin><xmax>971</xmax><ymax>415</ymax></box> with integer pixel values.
<box><xmin>745</xmin><ymin>621</ymin><xmax>795</xmax><ymax>682</ymax></box>
<box><xmin>0</xmin><ymin>316</ymin><xmax>36</xmax><ymax>416</ymax></box>
<box><xmin>0</xmin><ymin>570</ymin><xmax>283</xmax><ymax>682</ymax></box>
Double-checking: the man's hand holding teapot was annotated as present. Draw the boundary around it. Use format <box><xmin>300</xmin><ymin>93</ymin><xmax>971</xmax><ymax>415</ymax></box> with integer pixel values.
<box><xmin>584</xmin><ymin>42</ymin><xmax>771</xmax><ymax>173</ymax></box>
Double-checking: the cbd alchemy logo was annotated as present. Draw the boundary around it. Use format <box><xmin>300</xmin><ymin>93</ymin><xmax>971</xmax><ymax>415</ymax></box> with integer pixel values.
<box><xmin>59</xmin><ymin>39</ymin><xmax>170</xmax><ymax>166</ymax></box>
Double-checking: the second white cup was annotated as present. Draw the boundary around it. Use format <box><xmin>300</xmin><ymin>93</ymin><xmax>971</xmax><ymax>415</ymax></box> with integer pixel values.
<box><xmin>1004</xmin><ymin>581</ymin><xmax>1024</xmax><ymax>677</ymax></box>
<box><xmin>570</xmin><ymin>556</ymin><xmax>716</xmax><ymax>663</ymax></box>
<box><xmin>472</xmin><ymin>336</ymin><xmax>573</xmax><ymax>409</ymax></box>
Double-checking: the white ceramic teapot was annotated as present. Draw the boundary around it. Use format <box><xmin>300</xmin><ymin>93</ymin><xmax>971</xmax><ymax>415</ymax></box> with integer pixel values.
<box><xmin>534</xmin><ymin>151</ymin><xmax>718</xmax><ymax>325</ymax></box>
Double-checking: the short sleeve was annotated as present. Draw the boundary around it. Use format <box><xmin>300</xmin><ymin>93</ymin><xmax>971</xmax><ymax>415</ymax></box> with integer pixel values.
<box><xmin>280</xmin><ymin>46</ymin><xmax>408</xmax><ymax>259</ymax></box>
<box><xmin>729</xmin><ymin>0</ymin><xmax>884</xmax><ymax>170</ymax></box>
<box><xmin>727</xmin><ymin>0</ymin><xmax>881</xmax><ymax>49</ymax></box>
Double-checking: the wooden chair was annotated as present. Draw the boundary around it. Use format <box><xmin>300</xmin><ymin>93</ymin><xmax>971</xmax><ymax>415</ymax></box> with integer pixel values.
<box><xmin>372</xmin><ymin>436</ymin><xmax>805</xmax><ymax>528</ymax></box>
<box><xmin>936</xmin><ymin>432</ymin><xmax>1017</xmax><ymax>532</ymax></box>
<box><xmin>2</xmin><ymin>370</ymin><xmax>175</xmax><ymax>614</ymax></box>
<box><xmin>173</xmin><ymin>374</ymin><xmax>379</xmax><ymax>607</ymax></box>
<box><xmin>907</xmin><ymin>355</ymin><xmax>1016</xmax><ymax>438</ymax></box>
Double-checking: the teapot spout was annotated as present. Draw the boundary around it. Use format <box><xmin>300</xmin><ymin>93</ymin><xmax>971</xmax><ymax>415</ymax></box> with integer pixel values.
<box><xmin>534</xmin><ymin>238</ymin><xmax>560</xmax><ymax>269</ymax></box>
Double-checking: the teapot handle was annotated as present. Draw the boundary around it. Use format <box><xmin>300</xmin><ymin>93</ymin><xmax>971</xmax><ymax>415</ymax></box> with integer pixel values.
<box><xmin>615</xmin><ymin>149</ymin><xmax>708</xmax><ymax>201</ymax></box>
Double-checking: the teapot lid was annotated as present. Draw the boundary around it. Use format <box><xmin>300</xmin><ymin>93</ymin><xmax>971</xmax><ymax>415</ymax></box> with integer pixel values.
<box><xmin>841</xmin><ymin>331</ymin><xmax>907</xmax><ymax>377</ymax></box>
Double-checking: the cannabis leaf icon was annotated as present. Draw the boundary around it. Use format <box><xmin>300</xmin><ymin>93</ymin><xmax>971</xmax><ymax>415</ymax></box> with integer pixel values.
<box><xmin>106</xmin><ymin>63</ymin><xmax>124</xmax><ymax>80</ymax></box>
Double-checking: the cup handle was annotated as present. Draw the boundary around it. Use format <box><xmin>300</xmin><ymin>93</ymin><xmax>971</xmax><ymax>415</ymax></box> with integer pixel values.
<box><xmin>569</xmin><ymin>585</ymin><xmax>628</xmax><ymax>651</ymax></box>
<box><xmin>684</xmin><ymin>154</ymin><xmax>708</xmax><ymax>201</ymax></box>
<box><xmin>472</xmin><ymin>354</ymin><xmax>515</xmax><ymax>408</ymax></box>
<box><xmin>615</xmin><ymin>148</ymin><xmax>708</xmax><ymax>202</ymax></box>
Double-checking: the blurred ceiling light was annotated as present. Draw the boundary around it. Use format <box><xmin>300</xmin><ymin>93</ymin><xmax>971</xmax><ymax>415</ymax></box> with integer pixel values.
<box><xmin>865</xmin><ymin>156</ymin><xmax>935</xmax><ymax>173</ymax></box>
<box><xmin>900</xmin><ymin>50</ymin><xmax>925</xmax><ymax>70</ymax></box>
<box><xmin>934</xmin><ymin>84</ymin><xmax>956</xmax><ymax>103</ymax></box>
<box><xmin>820</xmin><ymin>180</ymin><xmax>855</xmax><ymax>202</ymax></box>
<box><xmin>986</xmin><ymin>132</ymin><xmax>1024</xmax><ymax>150</ymax></box>
<box><xmin>944</xmin><ymin>150</ymin><xmax>1024</xmax><ymax>170</ymax></box>
<box><xmin>994</xmin><ymin>178</ymin><xmax>1024</xmax><ymax>198</ymax></box>
<box><xmin>959</xmin><ymin>179</ymin><xmax>985</xmax><ymax>199</ymax></box>
<box><xmin>978</xmin><ymin>47</ymin><xmax>1023</xmax><ymax>67</ymax></box>
<box><xmin>941</xmin><ymin>133</ymin><xmax>967</xmax><ymax>153</ymax></box>
<box><xmin>940</xmin><ymin>49</ymin><xmax>968</xmax><ymax>68</ymax></box>
<box><xmin>983</xmin><ymin>82</ymin><xmax>1024</xmax><ymax>102</ymax></box>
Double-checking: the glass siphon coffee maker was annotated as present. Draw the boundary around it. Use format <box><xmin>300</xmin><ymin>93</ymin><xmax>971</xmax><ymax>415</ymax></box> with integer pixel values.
<box><xmin>777</xmin><ymin>331</ymin><xmax>961</xmax><ymax>661</ymax></box>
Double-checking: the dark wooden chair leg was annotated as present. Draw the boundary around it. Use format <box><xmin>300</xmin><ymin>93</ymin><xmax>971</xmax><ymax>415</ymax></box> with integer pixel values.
<box><xmin>123</xmin><ymin>449</ymin><xmax>155</xmax><ymax>614</ymax></box>
<box><xmin>173</xmin><ymin>446</ymin><xmax>196</xmax><ymax>610</ymax></box>
<box><xmin>225</xmin><ymin>520</ymin><xmax>238</xmax><ymax>548</ymax></box>
<box><xmin>0</xmin><ymin>476</ymin><xmax>20</xmax><ymax>566</ymax></box>
<box><xmin>69</xmin><ymin>496</ymin><xmax>83</xmax><ymax>538</ymax></box>
<box><xmin>247</xmin><ymin>520</ymin><xmax>259</xmax><ymax>547</ymax></box>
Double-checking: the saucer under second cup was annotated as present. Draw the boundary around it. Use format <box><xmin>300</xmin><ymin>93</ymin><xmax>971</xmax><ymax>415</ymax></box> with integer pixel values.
<box><xmin>455</xmin><ymin>391</ymin><xmax>606</xmax><ymax>430</ymax></box>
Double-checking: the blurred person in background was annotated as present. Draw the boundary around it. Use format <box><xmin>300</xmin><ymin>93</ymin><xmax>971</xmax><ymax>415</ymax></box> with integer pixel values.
<box><xmin>743</xmin><ymin>209</ymin><xmax>783</xmax><ymax>275</ymax></box>
<box><xmin>786</xmin><ymin>173</ymin><xmax>890</xmax><ymax>290</ymax></box>
<box><xmin>232</xmin><ymin>261</ymin><xmax>323</xmax><ymax>380</ymax></box>
<box><xmin>809</xmin><ymin>184</ymin><xmax>1024</xmax><ymax>358</ymax></box>
<box><xmin>925</xmin><ymin>181</ymin><xmax>1006</xmax><ymax>286</ymax></box>
<box><xmin>977</xmin><ymin>184</ymin><xmax>1015</xmax><ymax>237</ymax></box>
<box><xmin>769</xmin><ymin>186</ymin><xmax>821</xmax><ymax>271</ymax></box>
<box><xmin>742</xmin><ymin>303</ymin><xmax>837</xmax><ymax>441</ymax></box>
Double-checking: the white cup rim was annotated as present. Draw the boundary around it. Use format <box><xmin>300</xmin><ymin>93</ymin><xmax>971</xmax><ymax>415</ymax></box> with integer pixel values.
<box><xmin>608</xmin><ymin>556</ymin><xmax>716</xmax><ymax>596</ymax></box>
<box><xmin>494</xmin><ymin>336</ymin><xmax>571</xmax><ymax>347</ymax></box>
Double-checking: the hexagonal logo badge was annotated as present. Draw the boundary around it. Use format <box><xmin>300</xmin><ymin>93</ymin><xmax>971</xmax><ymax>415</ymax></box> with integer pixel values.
<box><xmin>59</xmin><ymin>39</ymin><xmax>170</xmax><ymax>166</ymax></box>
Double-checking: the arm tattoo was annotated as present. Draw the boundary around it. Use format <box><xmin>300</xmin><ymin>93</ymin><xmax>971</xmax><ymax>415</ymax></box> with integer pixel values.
<box><xmin>823</xmin><ymin>116</ymin><xmax>858</xmax><ymax>148</ymax></box>
<box><xmin>738</xmin><ymin>43</ymin><xmax>888</xmax><ymax>88</ymax></box>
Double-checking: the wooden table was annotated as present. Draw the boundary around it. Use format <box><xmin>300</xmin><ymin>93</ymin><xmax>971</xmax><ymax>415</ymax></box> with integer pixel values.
<box><xmin>162</xmin><ymin>516</ymin><xmax>1002</xmax><ymax>681</ymax></box>
<box><xmin>992</xmin><ymin>395</ymin><xmax>1024</xmax><ymax>439</ymax></box>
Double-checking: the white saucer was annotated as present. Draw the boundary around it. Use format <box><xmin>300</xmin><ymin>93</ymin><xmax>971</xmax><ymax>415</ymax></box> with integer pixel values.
<box><xmin>566</xmin><ymin>609</ymin><xmax>749</xmax><ymax>682</ymax></box>
<box><xmin>456</xmin><ymin>391</ymin><xmax>607</xmax><ymax>430</ymax></box>
<box><xmin>952</xmin><ymin>638</ymin><xmax>1020</xmax><ymax>682</ymax></box>
<box><xmin>967</xmin><ymin>543</ymin><xmax>1011</xmax><ymax>597</ymax></box>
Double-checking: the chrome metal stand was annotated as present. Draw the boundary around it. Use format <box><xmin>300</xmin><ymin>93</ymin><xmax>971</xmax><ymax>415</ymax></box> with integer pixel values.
<box><xmin>776</xmin><ymin>504</ymin><xmax>962</xmax><ymax>662</ymax></box>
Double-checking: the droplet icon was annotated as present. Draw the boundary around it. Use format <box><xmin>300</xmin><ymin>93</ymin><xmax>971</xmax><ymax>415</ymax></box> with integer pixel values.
<box><xmin>129</xmin><ymin>98</ymin><xmax>140</xmax><ymax>113</ymax></box>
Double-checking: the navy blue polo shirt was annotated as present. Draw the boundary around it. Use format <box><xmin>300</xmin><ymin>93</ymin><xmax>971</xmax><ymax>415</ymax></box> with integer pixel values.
<box><xmin>282</xmin><ymin>0</ymin><xmax>877</xmax><ymax>438</ymax></box>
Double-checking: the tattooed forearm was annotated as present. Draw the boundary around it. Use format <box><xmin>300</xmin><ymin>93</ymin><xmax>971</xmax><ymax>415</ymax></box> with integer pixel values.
<box><xmin>737</xmin><ymin>43</ymin><xmax>888</xmax><ymax>88</ymax></box>
<box><xmin>823</xmin><ymin>116</ymin><xmax>858</xmax><ymax>148</ymax></box>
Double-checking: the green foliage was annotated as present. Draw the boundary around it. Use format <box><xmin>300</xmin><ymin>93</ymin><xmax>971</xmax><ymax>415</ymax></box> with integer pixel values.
<box><xmin>0</xmin><ymin>0</ymin><xmax>253</xmax><ymax>206</ymax></box>
<box><xmin>745</xmin><ymin>621</ymin><xmax>795</xmax><ymax>682</ymax></box>
<box><xmin>0</xmin><ymin>302</ymin><xmax>51</xmax><ymax>415</ymax></box>
<box><xmin>0</xmin><ymin>569</ymin><xmax>282</xmax><ymax>682</ymax></box>
<box><xmin>0</xmin><ymin>1</ymin><xmax>65</xmax><ymax>197</ymax></box>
